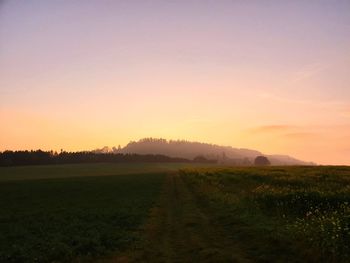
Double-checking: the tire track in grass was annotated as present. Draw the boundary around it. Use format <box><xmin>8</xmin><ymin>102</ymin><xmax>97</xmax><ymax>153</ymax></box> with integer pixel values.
<box><xmin>105</xmin><ymin>173</ymin><xmax>251</xmax><ymax>262</ymax></box>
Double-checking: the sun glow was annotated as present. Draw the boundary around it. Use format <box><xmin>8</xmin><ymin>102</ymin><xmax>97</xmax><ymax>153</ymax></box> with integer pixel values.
<box><xmin>1</xmin><ymin>1</ymin><xmax>350</xmax><ymax>164</ymax></box>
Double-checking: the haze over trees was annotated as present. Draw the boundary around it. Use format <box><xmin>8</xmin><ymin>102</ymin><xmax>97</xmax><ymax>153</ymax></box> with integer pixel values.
<box><xmin>0</xmin><ymin>138</ymin><xmax>314</xmax><ymax>167</ymax></box>
<box><xmin>97</xmin><ymin>138</ymin><xmax>313</xmax><ymax>166</ymax></box>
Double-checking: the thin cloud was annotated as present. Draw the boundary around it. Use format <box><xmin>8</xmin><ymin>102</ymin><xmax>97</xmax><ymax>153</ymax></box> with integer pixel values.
<box><xmin>283</xmin><ymin>132</ymin><xmax>318</xmax><ymax>139</ymax></box>
<box><xmin>258</xmin><ymin>92</ymin><xmax>345</xmax><ymax>108</ymax></box>
<box><xmin>291</xmin><ymin>63</ymin><xmax>329</xmax><ymax>83</ymax></box>
<box><xmin>340</xmin><ymin>107</ymin><xmax>350</xmax><ymax>118</ymax></box>
<box><xmin>249</xmin><ymin>125</ymin><xmax>321</xmax><ymax>140</ymax></box>
<box><xmin>250</xmin><ymin>125</ymin><xmax>296</xmax><ymax>134</ymax></box>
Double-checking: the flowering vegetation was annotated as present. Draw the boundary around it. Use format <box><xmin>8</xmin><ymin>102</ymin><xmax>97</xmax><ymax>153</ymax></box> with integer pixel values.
<box><xmin>181</xmin><ymin>166</ymin><xmax>350</xmax><ymax>262</ymax></box>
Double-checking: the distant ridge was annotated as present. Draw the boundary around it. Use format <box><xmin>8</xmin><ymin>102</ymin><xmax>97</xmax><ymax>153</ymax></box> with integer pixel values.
<box><xmin>94</xmin><ymin>138</ymin><xmax>315</xmax><ymax>166</ymax></box>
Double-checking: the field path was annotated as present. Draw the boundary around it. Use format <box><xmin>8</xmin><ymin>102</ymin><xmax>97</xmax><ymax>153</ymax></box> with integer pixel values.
<box><xmin>108</xmin><ymin>173</ymin><xmax>251</xmax><ymax>262</ymax></box>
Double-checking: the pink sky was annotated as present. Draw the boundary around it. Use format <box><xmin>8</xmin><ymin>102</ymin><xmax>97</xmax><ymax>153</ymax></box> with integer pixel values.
<box><xmin>1</xmin><ymin>1</ymin><xmax>350</xmax><ymax>164</ymax></box>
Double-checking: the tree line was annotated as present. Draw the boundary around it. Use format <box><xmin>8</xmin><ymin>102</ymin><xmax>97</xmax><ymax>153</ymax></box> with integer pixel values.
<box><xmin>0</xmin><ymin>150</ymin><xmax>217</xmax><ymax>167</ymax></box>
<box><xmin>118</xmin><ymin>137</ymin><xmax>261</xmax><ymax>160</ymax></box>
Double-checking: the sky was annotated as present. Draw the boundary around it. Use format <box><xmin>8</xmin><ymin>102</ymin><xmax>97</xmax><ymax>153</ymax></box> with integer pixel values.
<box><xmin>1</xmin><ymin>0</ymin><xmax>350</xmax><ymax>165</ymax></box>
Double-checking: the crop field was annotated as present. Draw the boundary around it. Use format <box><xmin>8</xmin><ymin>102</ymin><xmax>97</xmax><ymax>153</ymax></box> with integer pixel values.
<box><xmin>0</xmin><ymin>169</ymin><xmax>166</xmax><ymax>262</ymax></box>
<box><xmin>1</xmin><ymin>164</ymin><xmax>350</xmax><ymax>262</ymax></box>
<box><xmin>0</xmin><ymin>162</ymin><xmax>200</xmax><ymax>181</ymax></box>
<box><xmin>180</xmin><ymin>166</ymin><xmax>350</xmax><ymax>262</ymax></box>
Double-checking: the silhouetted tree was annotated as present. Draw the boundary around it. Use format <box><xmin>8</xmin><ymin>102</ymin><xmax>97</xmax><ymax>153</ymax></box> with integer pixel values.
<box><xmin>254</xmin><ymin>156</ymin><xmax>271</xmax><ymax>166</ymax></box>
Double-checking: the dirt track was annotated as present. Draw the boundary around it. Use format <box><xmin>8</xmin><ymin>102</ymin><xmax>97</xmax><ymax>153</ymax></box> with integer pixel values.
<box><xmin>106</xmin><ymin>173</ymin><xmax>250</xmax><ymax>263</ymax></box>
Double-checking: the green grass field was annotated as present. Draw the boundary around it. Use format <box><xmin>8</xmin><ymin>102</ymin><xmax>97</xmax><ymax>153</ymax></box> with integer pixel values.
<box><xmin>0</xmin><ymin>162</ymin><xmax>214</xmax><ymax>262</ymax></box>
<box><xmin>0</xmin><ymin>162</ymin><xmax>199</xmax><ymax>181</ymax></box>
<box><xmin>1</xmin><ymin>164</ymin><xmax>350</xmax><ymax>262</ymax></box>
<box><xmin>0</xmin><ymin>172</ymin><xmax>165</xmax><ymax>262</ymax></box>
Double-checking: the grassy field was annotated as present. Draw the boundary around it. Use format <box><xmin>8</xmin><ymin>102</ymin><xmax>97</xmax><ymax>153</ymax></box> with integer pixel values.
<box><xmin>1</xmin><ymin>164</ymin><xmax>350</xmax><ymax>262</ymax></box>
<box><xmin>0</xmin><ymin>172</ymin><xmax>166</xmax><ymax>262</ymax></box>
<box><xmin>0</xmin><ymin>162</ymin><xmax>215</xmax><ymax>262</ymax></box>
<box><xmin>0</xmin><ymin>162</ymin><xmax>201</xmax><ymax>181</ymax></box>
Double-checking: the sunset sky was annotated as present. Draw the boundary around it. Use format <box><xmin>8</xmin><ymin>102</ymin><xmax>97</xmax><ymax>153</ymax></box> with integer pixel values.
<box><xmin>1</xmin><ymin>1</ymin><xmax>349</xmax><ymax>164</ymax></box>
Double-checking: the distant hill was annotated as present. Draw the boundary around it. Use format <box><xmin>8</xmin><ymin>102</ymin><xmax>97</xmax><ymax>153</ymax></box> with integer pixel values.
<box><xmin>94</xmin><ymin>138</ymin><xmax>314</xmax><ymax>166</ymax></box>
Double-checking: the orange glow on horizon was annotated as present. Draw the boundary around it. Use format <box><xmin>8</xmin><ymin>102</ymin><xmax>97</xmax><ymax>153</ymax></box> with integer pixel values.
<box><xmin>1</xmin><ymin>1</ymin><xmax>349</xmax><ymax>165</ymax></box>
